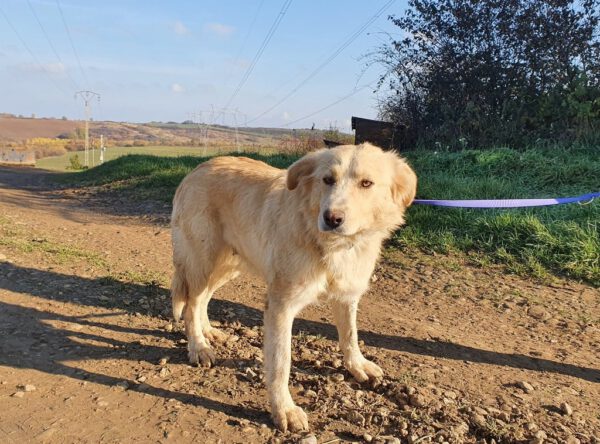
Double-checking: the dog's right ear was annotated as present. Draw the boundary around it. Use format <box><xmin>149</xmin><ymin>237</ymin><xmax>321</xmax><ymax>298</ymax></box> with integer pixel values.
<box><xmin>286</xmin><ymin>153</ymin><xmax>317</xmax><ymax>190</ymax></box>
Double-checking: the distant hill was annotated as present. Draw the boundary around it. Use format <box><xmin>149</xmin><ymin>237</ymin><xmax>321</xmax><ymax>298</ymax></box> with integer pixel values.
<box><xmin>0</xmin><ymin>114</ymin><xmax>327</xmax><ymax>147</ymax></box>
<box><xmin>0</xmin><ymin>115</ymin><xmax>79</xmax><ymax>141</ymax></box>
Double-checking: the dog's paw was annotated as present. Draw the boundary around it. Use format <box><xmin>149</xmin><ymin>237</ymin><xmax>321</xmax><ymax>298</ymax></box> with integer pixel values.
<box><xmin>204</xmin><ymin>327</ymin><xmax>229</xmax><ymax>345</ymax></box>
<box><xmin>345</xmin><ymin>357</ymin><xmax>383</xmax><ymax>383</ymax></box>
<box><xmin>188</xmin><ymin>343</ymin><xmax>216</xmax><ymax>367</ymax></box>
<box><xmin>272</xmin><ymin>404</ymin><xmax>309</xmax><ymax>432</ymax></box>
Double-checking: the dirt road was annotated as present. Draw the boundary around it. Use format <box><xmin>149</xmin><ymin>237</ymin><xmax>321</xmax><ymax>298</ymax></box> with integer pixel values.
<box><xmin>0</xmin><ymin>166</ymin><xmax>598</xmax><ymax>443</ymax></box>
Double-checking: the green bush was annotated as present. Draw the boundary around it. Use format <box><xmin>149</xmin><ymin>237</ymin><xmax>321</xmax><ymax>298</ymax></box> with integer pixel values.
<box><xmin>67</xmin><ymin>154</ymin><xmax>85</xmax><ymax>170</ymax></box>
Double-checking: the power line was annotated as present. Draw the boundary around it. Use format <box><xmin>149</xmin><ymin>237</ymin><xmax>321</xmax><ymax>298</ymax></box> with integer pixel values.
<box><xmin>281</xmin><ymin>82</ymin><xmax>373</xmax><ymax>128</ymax></box>
<box><xmin>224</xmin><ymin>0</ymin><xmax>293</xmax><ymax>109</ymax></box>
<box><xmin>56</xmin><ymin>0</ymin><xmax>90</xmax><ymax>89</ymax></box>
<box><xmin>221</xmin><ymin>0</ymin><xmax>266</xmax><ymax>93</ymax></box>
<box><xmin>26</xmin><ymin>0</ymin><xmax>81</xmax><ymax>91</ymax></box>
<box><xmin>247</xmin><ymin>0</ymin><xmax>395</xmax><ymax>125</ymax></box>
<box><xmin>0</xmin><ymin>4</ymin><xmax>69</xmax><ymax>96</ymax></box>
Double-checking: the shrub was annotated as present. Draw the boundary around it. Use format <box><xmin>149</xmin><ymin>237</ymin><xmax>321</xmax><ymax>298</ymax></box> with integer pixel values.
<box><xmin>67</xmin><ymin>154</ymin><xmax>85</xmax><ymax>170</ymax></box>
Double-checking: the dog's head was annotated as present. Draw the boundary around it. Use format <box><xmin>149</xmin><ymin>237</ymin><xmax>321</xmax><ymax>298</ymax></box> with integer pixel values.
<box><xmin>286</xmin><ymin>143</ymin><xmax>417</xmax><ymax>237</ymax></box>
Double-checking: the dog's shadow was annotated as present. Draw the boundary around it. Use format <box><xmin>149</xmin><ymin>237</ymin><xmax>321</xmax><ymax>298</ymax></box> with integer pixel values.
<box><xmin>1</xmin><ymin>263</ymin><xmax>598</xmax><ymax>429</ymax></box>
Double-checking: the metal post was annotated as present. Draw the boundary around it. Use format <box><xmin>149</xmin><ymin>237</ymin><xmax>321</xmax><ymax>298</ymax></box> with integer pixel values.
<box><xmin>99</xmin><ymin>134</ymin><xmax>105</xmax><ymax>164</ymax></box>
<box><xmin>75</xmin><ymin>90</ymin><xmax>100</xmax><ymax>167</ymax></box>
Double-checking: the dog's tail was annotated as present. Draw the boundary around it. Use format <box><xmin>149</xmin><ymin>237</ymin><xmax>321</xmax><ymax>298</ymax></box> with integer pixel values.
<box><xmin>171</xmin><ymin>265</ymin><xmax>188</xmax><ymax>321</ymax></box>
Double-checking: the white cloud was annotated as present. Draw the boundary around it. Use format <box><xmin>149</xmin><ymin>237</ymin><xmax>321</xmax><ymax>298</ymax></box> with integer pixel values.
<box><xmin>204</xmin><ymin>22</ymin><xmax>235</xmax><ymax>38</ymax></box>
<box><xmin>171</xmin><ymin>83</ymin><xmax>185</xmax><ymax>93</ymax></box>
<box><xmin>173</xmin><ymin>21</ymin><xmax>190</xmax><ymax>36</ymax></box>
<box><xmin>14</xmin><ymin>62</ymin><xmax>66</xmax><ymax>75</ymax></box>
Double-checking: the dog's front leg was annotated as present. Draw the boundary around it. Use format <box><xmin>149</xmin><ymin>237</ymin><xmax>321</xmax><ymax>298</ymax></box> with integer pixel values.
<box><xmin>331</xmin><ymin>298</ymin><xmax>383</xmax><ymax>382</ymax></box>
<box><xmin>263</xmin><ymin>296</ymin><xmax>309</xmax><ymax>432</ymax></box>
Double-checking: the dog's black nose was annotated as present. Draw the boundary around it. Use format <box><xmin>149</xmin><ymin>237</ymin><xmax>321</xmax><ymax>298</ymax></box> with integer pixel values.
<box><xmin>324</xmin><ymin>209</ymin><xmax>345</xmax><ymax>229</ymax></box>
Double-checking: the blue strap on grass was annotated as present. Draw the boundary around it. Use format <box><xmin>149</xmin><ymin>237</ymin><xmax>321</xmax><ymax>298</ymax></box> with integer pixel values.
<box><xmin>413</xmin><ymin>191</ymin><xmax>600</xmax><ymax>208</ymax></box>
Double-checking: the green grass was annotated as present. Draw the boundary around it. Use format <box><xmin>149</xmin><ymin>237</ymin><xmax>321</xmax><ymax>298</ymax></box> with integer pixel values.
<box><xmin>36</xmin><ymin>145</ymin><xmax>275</xmax><ymax>171</ymax></box>
<box><xmin>0</xmin><ymin>217</ymin><xmax>108</xmax><ymax>268</ymax></box>
<box><xmin>58</xmin><ymin>146</ymin><xmax>600</xmax><ymax>286</ymax></box>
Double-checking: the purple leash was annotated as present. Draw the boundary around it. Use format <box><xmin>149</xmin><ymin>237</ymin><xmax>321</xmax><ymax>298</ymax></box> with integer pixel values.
<box><xmin>413</xmin><ymin>191</ymin><xmax>600</xmax><ymax>208</ymax></box>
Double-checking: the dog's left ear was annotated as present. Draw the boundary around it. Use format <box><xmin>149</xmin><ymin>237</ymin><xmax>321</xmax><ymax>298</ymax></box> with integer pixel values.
<box><xmin>391</xmin><ymin>156</ymin><xmax>417</xmax><ymax>207</ymax></box>
<box><xmin>287</xmin><ymin>152</ymin><xmax>318</xmax><ymax>190</ymax></box>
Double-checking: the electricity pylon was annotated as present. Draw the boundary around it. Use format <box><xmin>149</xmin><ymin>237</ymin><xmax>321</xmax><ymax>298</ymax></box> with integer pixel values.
<box><xmin>75</xmin><ymin>90</ymin><xmax>100</xmax><ymax>167</ymax></box>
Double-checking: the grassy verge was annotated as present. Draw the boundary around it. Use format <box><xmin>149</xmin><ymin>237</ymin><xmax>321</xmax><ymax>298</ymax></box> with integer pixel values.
<box><xmin>36</xmin><ymin>145</ymin><xmax>279</xmax><ymax>171</ymax></box>
<box><xmin>59</xmin><ymin>146</ymin><xmax>600</xmax><ymax>286</ymax></box>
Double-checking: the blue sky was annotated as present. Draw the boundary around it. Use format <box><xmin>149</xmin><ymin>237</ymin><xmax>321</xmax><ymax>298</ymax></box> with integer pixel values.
<box><xmin>0</xmin><ymin>0</ymin><xmax>407</xmax><ymax>130</ymax></box>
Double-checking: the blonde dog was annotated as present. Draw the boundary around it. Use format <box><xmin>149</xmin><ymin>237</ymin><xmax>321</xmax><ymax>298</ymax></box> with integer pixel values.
<box><xmin>170</xmin><ymin>143</ymin><xmax>417</xmax><ymax>431</ymax></box>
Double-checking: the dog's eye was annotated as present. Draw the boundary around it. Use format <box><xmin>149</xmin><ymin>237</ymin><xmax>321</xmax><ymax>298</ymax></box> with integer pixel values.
<box><xmin>360</xmin><ymin>179</ymin><xmax>374</xmax><ymax>188</ymax></box>
<box><xmin>323</xmin><ymin>176</ymin><xmax>336</xmax><ymax>186</ymax></box>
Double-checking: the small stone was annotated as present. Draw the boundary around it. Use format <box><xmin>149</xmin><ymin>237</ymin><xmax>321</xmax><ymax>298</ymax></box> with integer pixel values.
<box><xmin>453</xmin><ymin>422</ymin><xmax>469</xmax><ymax>436</ymax></box>
<box><xmin>345</xmin><ymin>410</ymin><xmax>365</xmax><ymax>426</ymax></box>
<box><xmin>331</xmin><ymin>373</ymin><xmax>344</xmax><ymax>383</ymax></box>
<box><xmin>244</xmin><ymin>367</ymin><xmax>257</xmax><ymax>381</ymax></box>
<box><xmin>97</xmin><ymin>400</ymin><xmax>109</xmax><ymax>407</ymax></box>
<box><xmin>386</xmin><ymin>438</ymin><xmax>401</xmax><ymax>444</ymax></box>
<box><xmin>12</xmin><ymin>391</ymin><xmax>25</xmax><ymax>398</ymax></box>
<box><xmin>471</xmin><ymin>414</ymin><xmax>487</xmax><ymax>428</ymax></box>
<box><xmin>159</xmin><ymin>367</ymin><xmax>170</xmax><ymax>378</ymax></box>
<box><xmin>497</xmin><ymin>411</ymin><xmax>510</xmax><ymax>422</ymax></box>
<box><xmin>303</xmin><ymin>389</ymin><xmax>318</xmax><ymax>398</ymax></box>
<box><xmin>409</xmin><ymin>393</ymin><xmax>427</xmax><ymax>408</ymax></box>
<box><xmin>163</xmin><ymin>323</ymin><xmax>174</xmax><ymax>332</ymax></box>
<box><xmin>531</xmin><ymin>430</ymin><xmax>547</xmax><ymax>443</ymax></box>
<box><xmin>363</xmin><ymin>433</ymin><xmax>373</xmax><ymax>442</ymax></box>
<box><xmin>565</xmin><ymin>437</ymin><xmax>580</xmax><ymax>444</ymax></box>
<box><xmin>528</xmin><ymin>306</ymin><xmax>547</xmax><ymax>320</ymax></box>
<box><xmin>444</xmin><ymin>390</ymin><xmax>457</xmax><ymax>399</ymax></box>
<box><xmin>115</xmin><ymin>381</ymin><xmax>129</xmax><ymax>390</ymax></box>
<box><xmin>23</xmin><ymin>384</ymin><xmax>36</xmax><ymax>392</ymax></box>
<box><xmin>525</xmin><ymin>422</ymin><xmax>539</xmax><ymax>432</ymax></box>
<box><xmin>298</xmin><ymin>434</ymin><xmax>317</xmax><ymax>444</ymax></box>
<box><xmin>560</xmin><ymin>402</ymin><xmax>573</xmax><ymax>416</ymax></box>
<box><xmin>332</xmin><ymin>358</ymin><xmax>343</xmax><ymax>368</ymax></box>
<box><xmin>517</xmin><ymin>381</ymin><xmax>534</xmax><ymax>393</ymax></box>
<box><xmin>242</xmin><ymin>329</ymin><xmax>259</xmax><ymax>338</ymax></box>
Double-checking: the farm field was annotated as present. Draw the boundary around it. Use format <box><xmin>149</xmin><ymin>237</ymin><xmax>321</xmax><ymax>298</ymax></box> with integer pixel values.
<box><xmin>0</xmin><ymin>146</ymin><xmax>598</xmax><ymax>443</ymax></box>
<box><xmin>36</xmin><ymin>145</ymin><xmax>269</xmax><ymax>171</ymax></box>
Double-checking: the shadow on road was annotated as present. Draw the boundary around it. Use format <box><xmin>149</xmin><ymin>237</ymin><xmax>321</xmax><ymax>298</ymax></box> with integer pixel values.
<box><xmin>2</xmin><ymin>262</ymin><xmax>599</xmax><ymax>391</ymax></box>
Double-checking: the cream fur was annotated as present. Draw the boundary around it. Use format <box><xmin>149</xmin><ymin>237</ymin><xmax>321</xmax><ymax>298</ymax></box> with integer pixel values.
<box><xmin>170</xmin><ymin>143</ymin><xmax>417</xmax><ymax>432</ymax></box>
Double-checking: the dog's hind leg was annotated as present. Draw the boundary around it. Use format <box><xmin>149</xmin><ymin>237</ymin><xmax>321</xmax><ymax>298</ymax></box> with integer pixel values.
<box><xmin>184</xmin><ymin>249</ymin><xmax>241</xmax><ymax>367</ymax></box>
<box><xmin>183</xmin><ymin>284</ymin><xmax>216</xmax><ymax>367</ymax></box>
<box><xmin>200</xmin><ymin>254</ymin><xmax>241</xmax><ymax>345</ymax></box>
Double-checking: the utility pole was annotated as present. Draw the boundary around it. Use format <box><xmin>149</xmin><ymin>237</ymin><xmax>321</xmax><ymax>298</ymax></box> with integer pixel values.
<box><xmin>99</xmin><ymin>135</ymin><xmax>105</xmax><ymax>164</ymax></box>
<box><xmin>75</xmin><ymin>90</ymin><xmax>100</xmax><ymax>167</ymax></box>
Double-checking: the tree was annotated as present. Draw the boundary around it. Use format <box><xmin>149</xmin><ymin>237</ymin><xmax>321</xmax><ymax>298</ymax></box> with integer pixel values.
<box><xmin>374</xmin><ymin>0</ymin><xmax>600</xmax><ymax>148</ymax></box>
